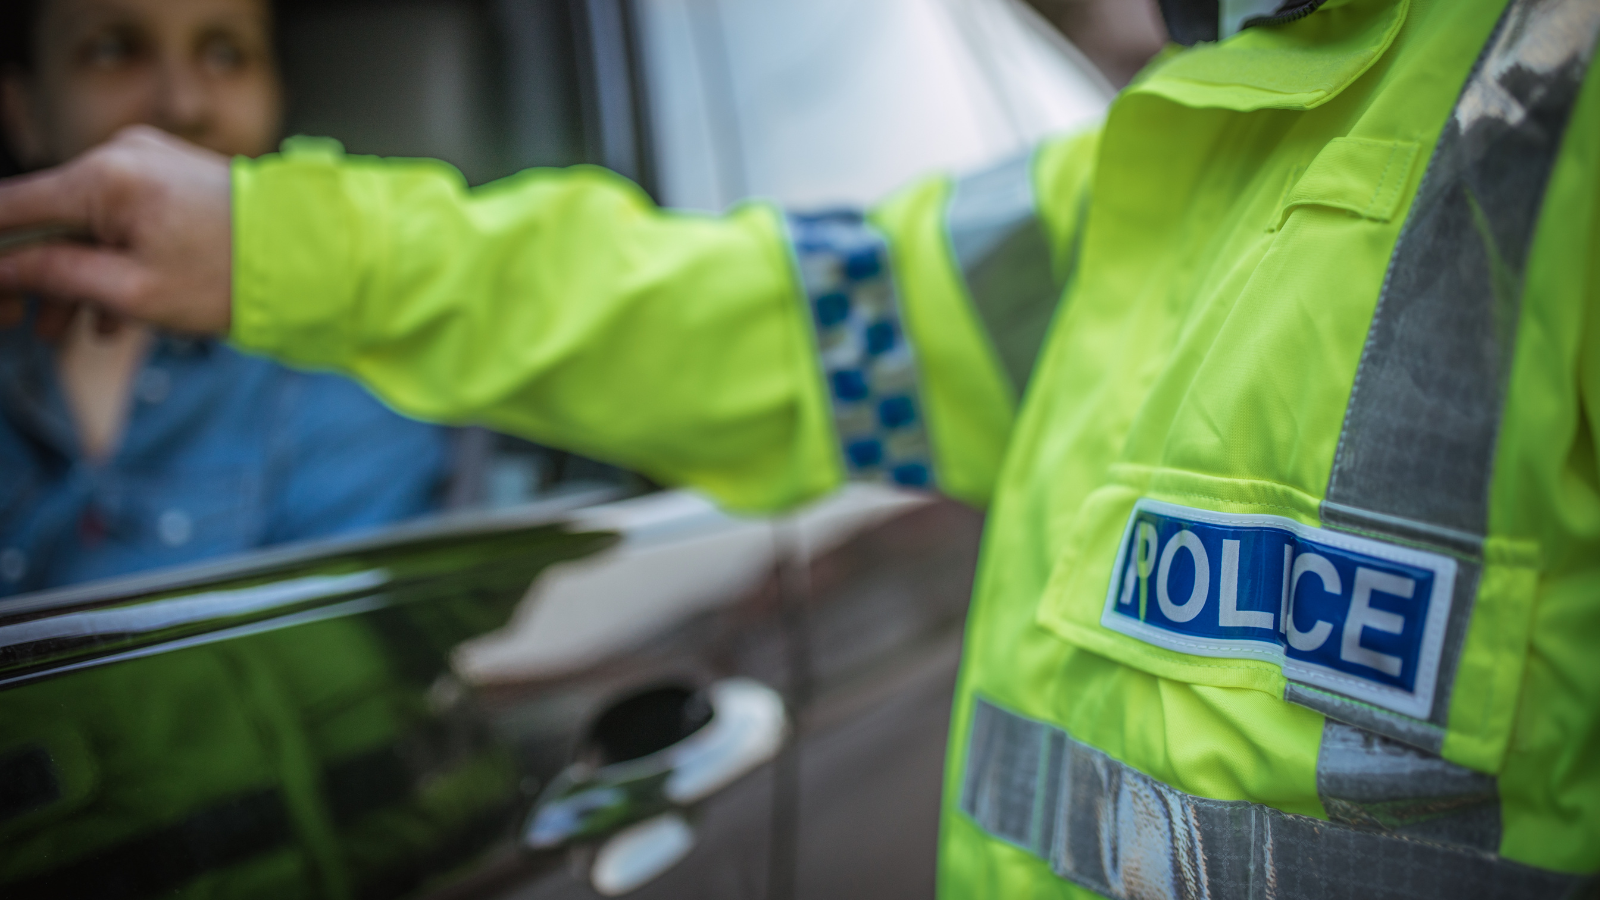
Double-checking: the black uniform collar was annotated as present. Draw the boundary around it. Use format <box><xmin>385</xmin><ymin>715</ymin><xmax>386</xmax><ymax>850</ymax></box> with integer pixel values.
<box><xmin>1156</xmin><ymin>0</ymin><xmax>1329</xmax><ymax>45</ymax></box>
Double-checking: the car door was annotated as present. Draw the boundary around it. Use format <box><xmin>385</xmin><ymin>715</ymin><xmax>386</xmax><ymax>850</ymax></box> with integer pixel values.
<box><xmin>0</xmin><ymin>491</ymin><xmax>798</xmax><ymax>900</ymax></box>
<box><xmin>0</xmin><ymin>5</ymin><xmax>796</xmax><ymax>896</ymax></box>
<box><xmin>0</xmin><ymin>1</ymin><xmax>1108</xmax><ymax>896</ymax></box>
<box><xmin>0</xmin><ymin>499</ymin><xmax>626</xmax><ymax>899</ymax></box>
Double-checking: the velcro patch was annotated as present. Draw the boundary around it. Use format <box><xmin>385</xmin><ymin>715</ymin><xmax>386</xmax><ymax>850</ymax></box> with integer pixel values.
<box><xmin>1101</xmin><ymin>499</ymin><xmax>1456</xmax><ymax>718</ymax></box>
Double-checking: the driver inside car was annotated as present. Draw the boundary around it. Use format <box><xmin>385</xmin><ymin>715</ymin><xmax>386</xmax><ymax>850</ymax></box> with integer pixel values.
<box><xmin>0</xmin><ymin>0</ymin><xmax>449</xmax><ymax>597</ymax></box>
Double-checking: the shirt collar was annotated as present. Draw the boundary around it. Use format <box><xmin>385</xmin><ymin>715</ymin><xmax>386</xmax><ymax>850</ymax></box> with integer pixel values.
<box><xmin>0</xmin><ymin>317</ymin><xmax>218</xmax><ymax>459</ymax></box>
<box><xmin>0</xmin><ymin>323</ymin><xmax>77</xmax><ymax>457</ymax></box>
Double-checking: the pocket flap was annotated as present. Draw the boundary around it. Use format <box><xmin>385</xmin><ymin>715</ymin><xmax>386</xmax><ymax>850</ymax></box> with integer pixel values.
<box><xmin>1276</xmin><ymin>138</ymin><xmax>1420</xmax><ymax>228</ymax></box>
<box><xmin>1035</xmin><ymin>467</ymin><xmax>1537</xmax><ymax>773</ymax></box>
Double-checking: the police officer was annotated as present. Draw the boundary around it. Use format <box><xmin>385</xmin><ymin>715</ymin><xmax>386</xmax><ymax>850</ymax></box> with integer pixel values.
<box><xmin>1</xmin><ymin>0</ymin><xmax>1596</xmax><ymax>895</ymax></box>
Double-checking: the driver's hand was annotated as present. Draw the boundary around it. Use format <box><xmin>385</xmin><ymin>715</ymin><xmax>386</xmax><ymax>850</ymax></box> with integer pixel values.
<box><xmin>0</xmin><ymin>125</ymin><xmax>234</xmax><ymax>335</ymax></box>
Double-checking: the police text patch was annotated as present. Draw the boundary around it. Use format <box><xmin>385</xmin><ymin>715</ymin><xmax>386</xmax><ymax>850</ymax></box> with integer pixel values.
<box><xmin>1101</xmin><ymin>499</ymin><xmax>1456</xmax><ymax>718</ymax></box>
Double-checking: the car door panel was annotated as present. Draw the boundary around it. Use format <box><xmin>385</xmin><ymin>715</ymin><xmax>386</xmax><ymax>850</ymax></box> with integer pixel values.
<box><xmin>787</xmin><ymin>497</ymin><xmax>985</xmax><ymax>900</ymax></box>
<box><xmin>0</xmin><ymin>494</ymin><xmax>796</xmax><ymax>899</ymax></box>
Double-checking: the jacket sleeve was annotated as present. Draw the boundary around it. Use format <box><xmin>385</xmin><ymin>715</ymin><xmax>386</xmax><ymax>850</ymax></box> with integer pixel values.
<box><xmin>870</xmin><ymin>127</ymin><xmax>1100</xmax><ymax>503</ymax></box>
<box><xmin>229</xmin><ymin>131</ymin><xmax>1099</xmax><ymax>512</ymax></box>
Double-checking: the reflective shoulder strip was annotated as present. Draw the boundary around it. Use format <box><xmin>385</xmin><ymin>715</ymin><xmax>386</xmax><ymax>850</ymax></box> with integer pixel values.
<box><xmin>1308</xmin><ymin>0</ymin><xmax>1600</xmax><ymax>749</ymax></box>
<box><xmin>946</xmin><ymin>148</ymin><xmax>1069</xmax><ymax>398</ymax></box>
<box><xmin>787</xmin><ymin>212</ymin><xmax>936</xmax><ymax>489</ymax></box>
<box><xmin>960</xmin><ymin>698</ymin><xmax>1591</xmax><ymax>900</ymax></box>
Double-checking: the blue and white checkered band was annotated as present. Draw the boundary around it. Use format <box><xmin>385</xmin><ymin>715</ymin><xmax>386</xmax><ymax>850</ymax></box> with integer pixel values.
<box><xmin>788</xmin><ymin>212</ymin><xmax>934</xmax><ymax>489</ymax></box>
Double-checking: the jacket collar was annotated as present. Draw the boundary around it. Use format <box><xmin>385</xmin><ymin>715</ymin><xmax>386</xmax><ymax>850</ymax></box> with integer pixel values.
<box><xmin>1136</xmin><ymin>0</ymin><xmax>1408</xmax><ymax>111</ymax></box>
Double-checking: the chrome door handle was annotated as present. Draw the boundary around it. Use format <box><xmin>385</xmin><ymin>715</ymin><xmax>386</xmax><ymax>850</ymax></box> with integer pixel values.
<box><xmin>522</xmin><ymin>678</ymin><xmax>787</xmax><ymax>892</ymax></box>
<box><xmin>661</xmin><ymin>677</ymin><xmax>788</xmax><ymax>803</ymax></box>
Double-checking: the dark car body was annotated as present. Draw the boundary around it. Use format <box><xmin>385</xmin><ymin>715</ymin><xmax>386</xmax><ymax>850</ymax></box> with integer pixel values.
<box><xmin>0</xmin><ymin>1</ymin><xmax>1105</xmax><ymax>895</ymax></box>
<box><xmin>0</xmin><ymin>485</ymin><xmax>979</xmax><ymax>899</ymax></box>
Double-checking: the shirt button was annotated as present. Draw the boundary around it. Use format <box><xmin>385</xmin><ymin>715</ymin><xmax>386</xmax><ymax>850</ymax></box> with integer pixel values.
<box><xmin>1</xmin><ymin>548</ymin><xmax>26</xmax><ymax>584</ymax></box>
<box><xmin>158</xmin><ymin>510</ymin><xmax>193</xmax><ymax>547</ymax></box>
<box><xmin>136</xmin><ymin>368</ymin><xmax>172</xmax><ymax>404</ymax></box>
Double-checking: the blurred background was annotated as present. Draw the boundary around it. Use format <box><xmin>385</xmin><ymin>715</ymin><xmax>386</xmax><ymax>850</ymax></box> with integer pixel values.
<box><xmin>269</xmin><ymin>0</ymin><xmax>1164</xmax><ymax>204</ymax></box>
<box><xmin>0</xmin><ymin>2</ymin><xmax>1165</xmax><ymax>899</ymax></box>
<box><xmin>2</xmin><ymin>0</ymin><xmax>1166</xmax><ymax>188</ymax></box>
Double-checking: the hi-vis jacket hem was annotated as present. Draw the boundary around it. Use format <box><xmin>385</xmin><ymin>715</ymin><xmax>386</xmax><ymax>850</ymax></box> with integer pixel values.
<box><xmin>959</xmin><ymin>698</ymin><xmax>1592</xmax><ymax>900</ymax></box>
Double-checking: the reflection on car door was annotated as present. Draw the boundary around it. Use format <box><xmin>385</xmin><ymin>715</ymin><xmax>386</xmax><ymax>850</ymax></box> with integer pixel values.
<box><xmin>0</xmin><ymin>482</ymin><xmax>979</xmax><ymax>899</ymax></box>
<box><xmin>0</xmin><ymin>494</ymin><xmax>769</xmax><ymax>899</ymax></box>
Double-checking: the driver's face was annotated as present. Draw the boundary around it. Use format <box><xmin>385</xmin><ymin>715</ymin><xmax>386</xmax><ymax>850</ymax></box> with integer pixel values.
<box><xmin>2</xmin><ymin>0</ymin><xmax>282</xmax><ymax>167</ymax></box>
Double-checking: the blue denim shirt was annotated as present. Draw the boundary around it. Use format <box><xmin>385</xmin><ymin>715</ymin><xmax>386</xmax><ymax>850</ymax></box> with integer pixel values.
<box><xmin>0</xmin><ymin>326</ymin><xmax>449</xmax><ymax>597</ymax></box>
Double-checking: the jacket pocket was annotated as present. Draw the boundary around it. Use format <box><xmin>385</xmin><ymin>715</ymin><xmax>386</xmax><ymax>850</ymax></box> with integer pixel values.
<box><xmin>1273</xmin><ymin>137</ymin><xmax>1421</xmax><ymax>231</ymax></box>
<box><xmin>1036</xmin><ymin>466</ymin><xmax>1324</xmax><ymax>699</ymax></box>
<box><xmin>1034</xmin><ymin>464</ymin><xmax>1539</xmax><ymax>773</ymax></box>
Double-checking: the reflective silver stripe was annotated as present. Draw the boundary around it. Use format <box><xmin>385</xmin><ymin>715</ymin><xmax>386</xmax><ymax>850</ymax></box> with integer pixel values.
<box><xmin>961</xmin><ymin>698</ymin><xmax>1590</xmax><ymax>899</ymax></box>
<box><xmin>1316</xmin><ymin>719</ymin><xmax>1499</xmax><ymax>852</ymax></box>
<box><xmin>788</xmin><ymin>212</ymin><xmax>936</xmax><ymax>489</ymax></box>
<box><xmin>1284</xmin><ymin>681</ymin><xmax>1449</xmax><ymax>755</ymax></box>
<box><xmin>946</xmin><ymin>149</ymin><xmax>1068</xmax><ymax>397</ymax></box>
<box><xmin>1310</xmin><ymin>0</ymin><xmax>1600</xmax><ymax>748</ymax></box>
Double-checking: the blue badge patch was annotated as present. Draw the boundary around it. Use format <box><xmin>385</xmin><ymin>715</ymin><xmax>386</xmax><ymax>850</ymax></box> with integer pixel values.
<box><xmin>1101</xmin><ymin>499</ymin><xmax>1456</xmax><ymax>718</ymax></box>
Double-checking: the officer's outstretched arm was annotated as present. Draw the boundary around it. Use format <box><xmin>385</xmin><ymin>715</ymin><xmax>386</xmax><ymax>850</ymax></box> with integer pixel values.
<box><xmin>230</xmin><ymin>137</ymin><xmax>838</xmax><ymax>512</ymax></box>
<box><xmin>0</xmin><ymin>125</ymin><xmax>1100</xmax><ymax>512</ymax></box>
<box><xmin>229</xmin><ymin>129</ymin><xmax>1100</xmax><ymax>511</ymax></box>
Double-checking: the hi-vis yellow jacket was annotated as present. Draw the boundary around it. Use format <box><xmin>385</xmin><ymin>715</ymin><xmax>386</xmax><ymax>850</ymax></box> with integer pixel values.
<box><xmin>229</xmin><ymin>0</ymin><xmax>1600</xmax><ymax>894</ymax></box>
